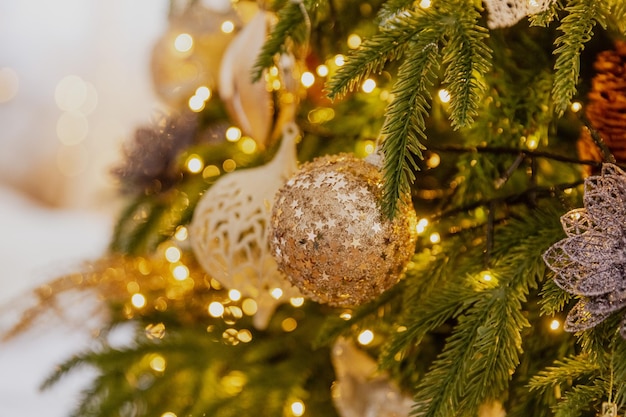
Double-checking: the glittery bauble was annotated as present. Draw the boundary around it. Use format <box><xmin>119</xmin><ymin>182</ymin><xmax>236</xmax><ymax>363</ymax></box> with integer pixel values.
<box><xmin>269</xmin><ymin>154</ymin><xmax>417</xmax><ymax>307</ymax></box>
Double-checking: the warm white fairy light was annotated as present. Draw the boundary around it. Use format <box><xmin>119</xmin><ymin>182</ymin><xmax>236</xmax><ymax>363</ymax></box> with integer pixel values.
<box><xmin>291</xmin><ymin>401</ymin><xmax>305</xmax><ymax>417</ymax></box>
<box><xmin>161</xmin><ymin>412</ymin><xmax>177</xmax><ymax>417</ymax></box>
<box><xmin>270</xmin><ymin>288</ymin><xmax>284</xmax><ymax>299</ymax></box>
<box><xmin>208</xmin><ymin>301</ymin><xmax>225</xmax><ymax>317</ymax></box>
<box><xmin>242</xmin><ymin>298</ymin><xmax>258</xmax><ymax>316</ymax></box>
<box><xmin>221</xmin><ymin>20</ymin><xmax>235</xmax><ymax>33</ymax></box>
<box><xmin>203</xmin><ymin>165</ymin><xmax>221</xmax><ymax>178</ymax></box>
<box><xmin>131</xmin><ymin>293</ymin><xmax>146</xmax><ymax>308</ymax></box>
<box><xmin>340</xmin><ymin>311</ymin><xmax>352</xmax><ymax>320</ymax></box>
<box><xmin>427</xmin><ymin>153</ymin><xmax>441</xmax><ymax>168</ymax></box>
<box><xmin>228</xmin><ymin>289</ymin><xmax>242</xmax><ymax>301</ymax></box>
<box><xmin>300</xmin><ymin>71</ymin><xmax>315</xmax><ymax>88</ymax></box>
<box><xmin>363</xmin><ymin>140</ymin><xmax>375</xmax><ymax>155</ymax></box>
<box><xmin>174</xmin><ymin>226</ymin><xmax>188</xmax><ymax>241</ymax></box>
<box><xmin>526</xmin><ymin>135</ymin><xmax>539</xmax><ymax>150</ymax></box>
<box><xmin>316</xmin><ymin>64</ymin><xmax>329</xmax><ymax>77</ymax></box>
<box><xmin>222</xmin><ymin>158</ymin><xmax>236</xmax><ymax>172</ymax></box>
<box><xmin>550</xmin><ymin>319</ymin><xmax>561</xmax><ymax>331</ymax></box>
<box><xmin>225</xmin><ymin>126</ymin><xmax>242</xmax><ymax>142</ymax></box>
<box><xmin>362</xmin><ymin>78</ymin><xmax>376</xmax><ymax>93</ymax></box>
<box><xmin>282</xmin><ymin>317</ymin><xmax>298</xmax><ymax>332</ymax></box>
<box><xmin>357</xmin><ymin>329</ymin><xmax>374</xmax><ymax>345</ymax></box>
<box><xmin>429</xmin><ymin>232</ymin><xmax>441</xmax><ymax>244</ymax></box>
<box><xmin>188</xmin><ymin>95</ymin><xmax>205</xmax><ymax>112</ymax></box>
<box><xmin>347</xmin><ymin>33</ymin><xmax>362</xmax><ymax>49</ymax></box>
<box><xmin>416</xmin><ymin>218</ymin><xmax>429</xmax><ymax>234</ymax></box>
<box><xmin>239</xmin><ymin>137</ymin><xmax>257</xmax><ymax>154</ymax></box>
<box><xmin>334</xmin><ymin>54</ymin><xmax>345</xmax><ymax>66</ymax></box>
<box><xmin>419</xmin><ymin>0</ymin><xmax>432</xmax><ymax>8</ymax></box>
<box><xmin>438</xmin><ymin>88</ymin><xmax>451</xmax><ymax>103</ymax></box>
<box><xmin>172</xmin><ymin>265</ymin><xmax>189</xmax><ymax>280</ymax></box>
<box><xmin>195</xmin><ymin>86</ymin><xmax>211</xmax><ymax>101</ymax></box>
<box><xmin>290</xmin><ymin>297</ymin><xmax>305</xmax><ymax>307</ymax></box>
<box><xmin>186</xmin><ymin>155</ymin><xmax>204</xmax><ymax>173</ymax></box>
<box><xmin>481</xmin><ymin>271</ymin><xmax>493</xmax><ymax>282</ymax></box>
<box><xmin>571</xmin><ymin>101</ymin><xmax>582</xmax><ymax>112</ymax></box>
<box><xmin>174</xmin><ymin>33</ymin><xmax>193</xmax><ymax>52</ymax></box>
<box><xmin>149</xmin><ymin>354</ymin><xmax>166</xmax><ymax>372</ymax></box>
<box><xmin>165</xmin><ymin>246</ymin><xmax>182</xmax><ymax>263</ymax></box>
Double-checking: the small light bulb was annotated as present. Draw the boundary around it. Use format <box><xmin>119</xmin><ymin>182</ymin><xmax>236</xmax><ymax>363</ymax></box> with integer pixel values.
<box><xmin>229</xmin><ymin>289</ymin><xmax>242</xmax><ymax>301</ymax></box>
<box><xmin>334</xmin><ymin>55</ymin><xmax>345</xmax><ymax>66</ymax></box>
<box><xmin>291</xmin><ymin>401</ymin><xmax>305</xmax><ymax>416</ymax></box>
<box><xmin>438</xmin><ymin>88</ymin><xmax>451</xmax><ymax>103</ymax></box>
<box><xmin>186</xmin><ymin>155</ymin><xmax>204</xmax><ymax>173</ymax></box>
<box><xmin>270</xmin><ymin>288</ymin><xmax>283</xmax><ymax>299</ymax></box>
<box><xmin>362</xmin><ymin>78</ymin><xmax>376</xmax><ymax>93</ymax></box>
<box><xmin>174</xmin><ymin>33</ymin><xmax>193</xmax><ymax>52</ymax></box>
<box><xmin>300</xmin><ymin>72</ymin><xmax>315</xmax><ymax>88</ymax></box>
<box><xmin>550</xmin><ymin>319</ymin><xmax>561</xmax><ymax>331</ymax></box>
<box><xmin>570</xmin><ymin>101</ymin><xmax>582</xmax><ymax>113</ymax></box>
<box><xmin>164</xmin><ymin>246</ymin><xmax>181</xmax><ymax>263</ymax></box>
<box><xmin>225</xmin><ymin>127</ymin><xmax>242</xmax><ymax>142</ymax></box>
<box><xmin>221</xmin><ymin>20</ymin><xmax>235</xmax><ymax>33</ymax></box>
<box><xmin>316</xmin><ymin>65</ymin><xmax>329</xmax><ymax>77</ymax></box>
<box><xmin>357</xmin><ymin>329</ymin><xmax>374</xmax><ymax>345</ymax></box>
<box><xmin>131</xmin><ymin>293</ymin><xmax>146</xmax><ymax>308</ymax></box>
<box><xmin>208</xmin><ymin>301</ymin><xmax>225</xmax><ymax>317</ymax></box>
<box><xmin>416</xmin><ymin>218</ymin><xmax>429</xmax><ymax>234</ymax></box>
<box><xmin>429</xmin><ymin>232</ymin><xmax>441</xmax><ymax>244</ymax></box>
<box><xmin>419</xmin><ymin>0</ymin><xmax>431</xmax><ymax>8</ymax></box>
<box><xmin>347</xmin><ymin>33</ymin><xmax>362</xmax><ymax>49</ymax></box>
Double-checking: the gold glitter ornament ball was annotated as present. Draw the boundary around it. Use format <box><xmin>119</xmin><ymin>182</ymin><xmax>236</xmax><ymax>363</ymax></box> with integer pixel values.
<box><xmin>269</xmin><ymin>154</ymin><xmax>417</xmax><ymax>307</ymax></box>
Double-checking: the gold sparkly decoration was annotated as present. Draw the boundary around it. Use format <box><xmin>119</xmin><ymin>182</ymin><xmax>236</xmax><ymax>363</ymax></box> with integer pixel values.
<box><xmin>269</xmin><ymin>154</ymin><xmax>417</xmax><ymax>307</ymax></box>
<box><xmin>150</xmin><ymin>2</ymin><xmax>239</xmax><ymax>107</ymax></box>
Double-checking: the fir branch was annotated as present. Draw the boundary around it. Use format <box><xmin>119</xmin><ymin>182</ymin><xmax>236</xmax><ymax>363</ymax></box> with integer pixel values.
<box><xmin>552</xmin><ymin>0</ymin><xmax>605</xmax><ymax>115</ymax></box>
<box><xmin>376</xmin><ymin>0</ymin><xmax>415</xmax><ymax>25</ymax></box>
<box><xmin>440</xmin><ymin>6</ymin><xmax>490</xmax><ymax>129</ymax></box>
<box><xmin>528</xmin><ymin>1</ymin><xmax>562</xmax><ymax>27</ymax></box>
<box><xmin>529</xmin><ymin>355</ymin><xmax>600</xmax><ymax>392</ymax></box>
<box><xmin>381</xmin><ymin>41</ymin><xmax>439</xmax><ymax>218</ymax></box>
<box><xmin>540</xmin><ymin>277</ymin><xmax>572</xmax><ymax>317</ymax></box>
<box><xmin>252</xmin><ymin>0</ymin><xmax>312</xmax><ymax>81</ymax></box>
<box><xmin>553</xmin><ymin>383</ymin><xmax>606</xmax><ymax>417</ymax></box>
<box><xmin>325</xmin><ymin>9</ymin><xmax>432</xmax><ymax>100</ymax></box>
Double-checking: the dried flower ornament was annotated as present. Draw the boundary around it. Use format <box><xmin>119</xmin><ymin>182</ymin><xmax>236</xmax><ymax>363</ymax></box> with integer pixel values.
<box><xmin>543</xmin><ymin>164</ymin><xmax>626</xmax><ymax>337</ymax></box>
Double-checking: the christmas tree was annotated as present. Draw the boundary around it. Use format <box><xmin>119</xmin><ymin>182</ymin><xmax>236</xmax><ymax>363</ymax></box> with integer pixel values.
<box><xmin>7</xmin><ymin>0</ymin><xmax>626</xmax><ymax>416</ymax></box>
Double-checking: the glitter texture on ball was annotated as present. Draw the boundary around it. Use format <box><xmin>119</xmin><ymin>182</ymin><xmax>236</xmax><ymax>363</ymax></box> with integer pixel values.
<box><xmin>269</xmin><ymin>153</ymin><xmax>417</xmax><ymax>307</ymax></box>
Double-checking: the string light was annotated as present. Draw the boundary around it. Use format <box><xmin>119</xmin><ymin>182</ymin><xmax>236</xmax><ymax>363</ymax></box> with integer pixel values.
<box><xmin>300</xmin><ymin>71</ymin><xmax>315</xmax><ymax>88</ymax></box>
<box><xmin>429</xmin><ymin>232</ymin><xmax>441</xmax><ymax>244</ymax></box>
<box><xmin>416</xmin><ymin>218</ymin><xmax>429</xmax><ymax>234</ymax></box>
<box><xmin>131</xmin><ymin>293</ymin><xmax>147</xmax><ymax>308</ymax></box>
<box><xmin>149</xmin><ymin>354</ymin><xmax>166</xmax><ymax>372</ymax></box>
<box><xmin>161</xmin><ymin>413</ymin><xmax>177</xmax><ymax>417</ymax></box>
<box><xmin>357</xmin><ymin>329</ymin><xmax>374</xmax><ymax>345</ymax></box>
<box><xmin>188</xmin><ymin>95</ymin><xmax>205</xmax><ymax>112</ymax></box>
<box><xmin>186</xmin><ymin>155</ymin><xmax>204</xmax><ymax>173</ymax></box>
<box><xmin>195</xmin><ymin>86</ymin><xmax>211</xmax><ymax>101</ymax></box>
<box><xmin>281</xmin><ymin>317</ymin><xmax>298</xmax><ymax>332</ymax></box>
<box><xmin>222</xmin><ymin>159</ymin><xmax>236</xmax><ymax>172</ymax></box>
<box><xmin>174</xmin><ymin>226</ymin><xmax>188</xmax><ymax>241</ymax></box>
<box><xmin>145</xmin><ymin>323</ymin><xmax>166</xmax><ymax>340</ymax></box>
<box><xmin>239</xmin><ymin>137</ymin><xmax>257</xmax><ymax>154</ymax></box>
<box><xmin>340</xmin><ymin>311</ymin><xmax>352</xmax><ymax>320</ymax></box>
<box><xmin>225</xmin><ymin>127</ymin><xmax>242</xmax><ymax>142</ymax></box>
<box><xmin>526</xmin><ymin>135</ymin><xmax>539</xmax><ymax>150</ymax></box>
<box><xmin>549</xmin><ymin>319</ymin><xmax>561</xmax><ymax>331</ymax></box>
<box><xmin>164</xmin><ymin>246</ymin><xmax>182</xmax><ymax>263</ymax></box>
<box><xmin>361</xmin><ymin>78</ymin><xmax>376</xmax><ymax>93</ymax></box>
<box><xmin>334</xmin><ymin>54</ymin><xmax>345</xmax><ymax>66</ymax></box>
<box><xmin>419</xmin><ymin>0</ymin><xmax>432</xmax><ymax>8</ymax></box>
<box><xmin>174</xmin><ymin>33</ymin><xmax>193</xmax><ymax>52</ymax></box>
<box><xmin>438</xmin><ymin>88</ymin><xmax>451</xmax><ymax>103</ymax></box>
<box><xmin>221</xmin><ymin>20</ymin><xmax>235</xmax><ymax>33</ymax></box>
<box><xmin>291</xmin><ymin>401</ymin><xmax>305</xmax><ymax>417</ymax></box>
<box><xmin>208</xmin><ymin>301</ymin><xmax>225</xmax><ymax>317</ymax></box>
<box><xmin>172</xmin><ymin>265</ymin><xmax>189</xmax><ymax>280</ymax></box>
<box><xmin>290</xmin><ymin>297</ymin><xmax>304</xmax><ymax>307</ymax></box>
<box><xmin>270</xmin><ymin>288</ymin><xmax>284</xmax><ymax>299</ymax></box>
<box><xmin>203</xmin><ymin>165</ymin><xmax>221</xmax><ymax>178</ymax></box>
<box><xmin>242</xmin><ymin>298</ymin><xmax>258</xmax><ymax>316</ymax></box>
<box><xmin>316</xmin><ymin>64</ymin><xmax>329</xmax><ymax>77</ymax></box>
<box><xmin>571</xmin><ymin>101</ymin><xmax>582</xmax><ymax>112</ymax></box>
<box><xmin>347</xmin><ymin>33</ymin><xmax>362</xmax><ymax>49</ymax></box>
<box><xmin>228</xmin><ymin>289</ymin><xmax>242</xmax><ymax>301</ymax></box>
<box><xmin>481</xmin><ymin>271</ymin><xmax>493</xmax><ymax>282</ymax></box>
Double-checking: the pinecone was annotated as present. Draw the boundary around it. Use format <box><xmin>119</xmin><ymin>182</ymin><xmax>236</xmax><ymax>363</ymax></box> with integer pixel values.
<box><xmin>578</xmin><ymin>40</ymin><xmax>626</xmax><ymax>173</ymax></box>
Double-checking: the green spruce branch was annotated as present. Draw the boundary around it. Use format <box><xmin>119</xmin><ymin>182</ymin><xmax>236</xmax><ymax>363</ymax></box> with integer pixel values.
<box><xmin>552</xmin><ymin>0</ymin><xmax>606</xmax><ymax>115</ymax></box>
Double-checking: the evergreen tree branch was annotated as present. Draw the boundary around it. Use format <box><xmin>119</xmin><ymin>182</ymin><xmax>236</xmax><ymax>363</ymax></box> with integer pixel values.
<box><xmin>552</xmin><ymin>0</ymin><xmax>605</xmax><ymax>115</ymax></box>
<box><xmin>381</xmin><ymin>41</ymin><xmax>439</xmax><ymax>218</ymax></box>
<box><xmin>553</xmin><ymin>383</ymin><xmax>606</xmax><ymax>417</ymax></box>
<box><xmin>529</xmin><ymin>355</ymin><xmax>600</xmax><ymax>392</ymax></box>
<box><xmin>441</xmin><ymin>6</ymin><xmax>490</xmax><ymax>129</ymax></box>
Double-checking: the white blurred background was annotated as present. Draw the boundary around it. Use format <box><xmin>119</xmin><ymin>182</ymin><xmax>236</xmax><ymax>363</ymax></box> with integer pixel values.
<box><xmin>0</xmin><ymin>1</ymin><xmax>169</xmax><ymax>414</ymax></box>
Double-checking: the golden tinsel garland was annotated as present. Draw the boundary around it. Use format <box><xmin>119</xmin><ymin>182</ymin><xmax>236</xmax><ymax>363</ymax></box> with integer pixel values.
<box><xmin>578</xmin><ymin>40</ymin><xmax>626</xmax><ymax>173</ymax></box>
